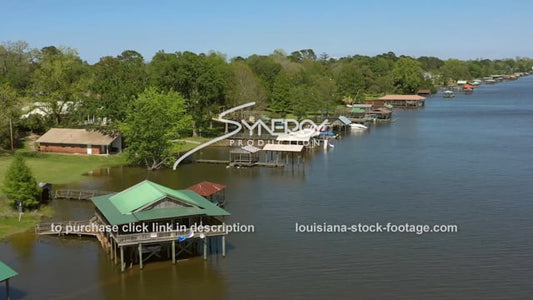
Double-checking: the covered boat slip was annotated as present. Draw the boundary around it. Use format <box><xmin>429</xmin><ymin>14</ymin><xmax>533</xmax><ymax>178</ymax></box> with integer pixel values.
<box><xmin>0</xmin><ymin>260</ymin><xmax>17</xmax><ymax>300</ymax></box>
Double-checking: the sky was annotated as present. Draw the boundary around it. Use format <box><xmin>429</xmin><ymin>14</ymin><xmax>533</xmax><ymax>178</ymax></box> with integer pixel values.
<box><xmin>1</xmin><ymin>0</ymin><xmax>532</xmax><ymax>63</ymax></box>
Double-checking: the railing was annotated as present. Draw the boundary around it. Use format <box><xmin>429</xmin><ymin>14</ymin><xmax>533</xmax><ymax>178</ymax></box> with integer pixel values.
<box><xmin>54</xmin><ymin>189</ymin><xmax>113</xmax><ymax>200</ymax></box>
<box><xmin>112</xmin><ymin>227</ymin><xmax>228</xmax><ymax>246</ymax></box>
<box><xmin>35</xmin><ymin>219</ymin><xmax>97</xmax><ymax>235</ymax></box>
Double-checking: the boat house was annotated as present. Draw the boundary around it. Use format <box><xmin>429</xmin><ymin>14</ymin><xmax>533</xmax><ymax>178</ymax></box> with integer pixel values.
<box><xmin>365</xmin><ymin>95</ymin><xmax>426</xmax><ymax>108</ymax></box>
<box><xmin>91</xmin><ymin>180</ymin><xmax>230</xmax><ymax>271</ymax></box>
<box><xmin>36</xmin><ymin>128</ymin><xmax>122</xmax><ymax>155</ymax></box>
<box><xmin>0</xmin><ymin>260</ymin><xmax>17</xmax><ymax>300</ymax></box>
<box><xmin>186</xmin><ymin>181</ymin><xmax>227</xmax><ymax>207</ymax></box>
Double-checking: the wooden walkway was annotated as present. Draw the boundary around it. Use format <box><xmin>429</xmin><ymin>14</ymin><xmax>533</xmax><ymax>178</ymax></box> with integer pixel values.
<box><xmin>54</xmin><ymin>189</ymin><xmax>113</xmax><ymax>200</ymax></box>
<box><xmin>35</xmin><ymin>218</ymin><xmax>99</xmax><ymax>236</ymax></box>
<box><xmin>195</xmin><ymin>159</ymin><xmax>284</xmax><ymax>168</ymax></box>
<box><xmin>195</xmin><ymin>159</ymin><xmax>230</xmax><ymax>164</ymax></box>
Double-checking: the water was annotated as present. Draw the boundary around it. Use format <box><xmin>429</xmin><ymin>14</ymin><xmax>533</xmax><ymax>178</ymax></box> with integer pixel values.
<box><xmin>2</xmin><ymin>77</ymin><xmax>533</xmax><ymax>299</ymax></box>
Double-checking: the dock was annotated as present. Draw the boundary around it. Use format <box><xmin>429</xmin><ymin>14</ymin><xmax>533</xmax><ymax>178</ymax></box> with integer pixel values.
<box><xmin>54</xmin><ymin>189</ymin><xmax>113</xmax><ymax>200</ymax></box>
<box><xmin>195</xmin><ymin>159</ymin><xmax>284</xmax><ymax>168</ymax></box>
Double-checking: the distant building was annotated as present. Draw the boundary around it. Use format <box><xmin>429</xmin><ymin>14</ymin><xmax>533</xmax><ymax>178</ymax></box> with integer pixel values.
<box><xmin>365</xmin><ymin>95</ymin><xmax>426</xmax><ymax>108</ymax></box>
<box><xmin>417</xmin><ymin>89</ymin><xmax>431</xmax><ymax>96</ymax></box>
<box><xmin>36</xmin><ymin>128</ymin><xmax>122</xmax><ymax>155</ymax></box>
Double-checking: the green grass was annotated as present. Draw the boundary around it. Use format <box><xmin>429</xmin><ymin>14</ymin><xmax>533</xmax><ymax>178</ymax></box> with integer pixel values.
<box><xmin>0</xmin><ymin>151</ymin><xmax>127</xmax><ymax>196</ymax></box>
<box><xmin>0</xmin><ymin>150</ymin><xmax>126</xmax><ymax>238</ymax></box>
<box><xmin>0</xmin><ymin>199</ymin><xmax>54</xmax><ymax>238</ymax></box>
<box><xmin>171</xmin><ymin>137</ymin><xmax>212</xmax><ymax>154</ymax></box>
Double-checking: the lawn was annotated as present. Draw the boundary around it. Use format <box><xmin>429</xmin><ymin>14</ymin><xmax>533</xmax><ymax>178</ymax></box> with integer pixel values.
<box><xmin>0</xmin><ymin>151</ymin><xmax>127</xmax><ymax>196</ymax></box>
<box><xmin>0</xmin><ymin>150</ymin><xmax>126</xmax><ymax>238</ymax></box>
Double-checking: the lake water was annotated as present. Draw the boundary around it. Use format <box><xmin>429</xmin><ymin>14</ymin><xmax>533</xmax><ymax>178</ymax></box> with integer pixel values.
<box><xmin>2</xmin><ymin>77</ymin><xmax>533</xmax><ymax>299</ymax></box>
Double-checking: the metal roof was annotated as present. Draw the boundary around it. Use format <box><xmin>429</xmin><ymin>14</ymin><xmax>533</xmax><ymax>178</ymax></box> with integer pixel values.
<box><xmin>186</xmin><ymin>181</ymin><xmax>226</xmax><ymax>197</ymax></box>
<box><xmin>276</xmin><ymin>134</ymin><xmax>311</xmax><ymax>142</ymax></box>
<box><xmin>0</xmin><ymin>261</ymin><xmax>17</xmax><ymax>282</ymax></box>
<box><xmin>338</xmin><ymin>116</ymin><xmax>352</xmax><ymax>125</ymax></box>
<box><xmin>379</xmin><ymin>95</ymin><xmax>426</xmax><ymax>101</ymax></box>
<box><xmin>92</xmin><ymin>180</ymin><xmax>230</xmax><ymax>225</ymax></box>
<box><xmin>350</xmin><ymin>107</ymin><xmax>366</xmax><ymax>113</ymax></box>
<box><xmin>36</xmin><ymin>128</ymin><xmax>118</xmax><ymax>145</ymax></box>
<box><xmin>262</xmin><ymin>144</ymin><xmax>304</xmax><ymax>152</ymax></box>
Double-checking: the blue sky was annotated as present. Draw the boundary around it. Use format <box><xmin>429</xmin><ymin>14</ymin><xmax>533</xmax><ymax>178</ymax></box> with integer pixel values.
<box><xmin>2</xmin><ymin>0</ymin><xmax>532</xmax><ymax>63</ymax></box>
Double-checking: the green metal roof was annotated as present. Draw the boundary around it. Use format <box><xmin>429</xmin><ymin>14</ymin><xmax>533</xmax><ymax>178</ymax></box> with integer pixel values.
<box><xmin>350</xmin><ymin>107</ymin><xmax>366</xmax><ymax>113</ymax></box>
<box><xmin>0</xmin><ymin>261</ymin><xmax>17</xmax><ymax>282</ymax></box>
<box><xmin>92</xmin><ymin>180</ymin><xmax>230</xmax><ymax>226</ymax></box>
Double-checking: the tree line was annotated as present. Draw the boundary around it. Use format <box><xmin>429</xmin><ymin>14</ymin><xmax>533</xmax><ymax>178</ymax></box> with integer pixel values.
<box><xmin>1</xmin><ymin>41</ymin><xmax>532</xmax><ymax>166</ymax></box>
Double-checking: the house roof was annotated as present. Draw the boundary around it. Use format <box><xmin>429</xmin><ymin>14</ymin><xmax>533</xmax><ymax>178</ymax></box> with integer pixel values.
<box><xmin>92</xmin><ymin>180</ymin><xmax>230</xmax><ymax>225</ymax></box>
<box><xmin>0</xmin><ymin>261</ymin><xmax>17</xmax><ymax>282</ymax></box>
<box><xmin>186</xmin><ymin>181</ymin><xmax>227</xmax><ymax>197</ymax></box>
<box><xmin>378</xmin><ymin>95</ymin><xmax>426</xmax><ymax>101</ymax></box>
<box><xmin>36</xmin><ymin>128</ymin><xmax>117</xmax><ymax>145</ymax></box>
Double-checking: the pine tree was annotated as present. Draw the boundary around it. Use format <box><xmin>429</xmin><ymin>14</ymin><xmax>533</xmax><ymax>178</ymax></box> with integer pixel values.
<box><xmin>2</xmin><ymin>155</ymin><xmax>40</xmax><ymax>209</ymax></box>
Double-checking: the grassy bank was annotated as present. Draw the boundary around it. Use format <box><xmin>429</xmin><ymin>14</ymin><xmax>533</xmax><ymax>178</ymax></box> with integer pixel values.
<box><xmin>0</xmin><ymin>150</ymin><xmax>127</xmax><ymax>238</ymax></box>
<box><xmin>0</xmin><ymin>202</ymin><xmax>54</xmax><ymax>237</ymax></box>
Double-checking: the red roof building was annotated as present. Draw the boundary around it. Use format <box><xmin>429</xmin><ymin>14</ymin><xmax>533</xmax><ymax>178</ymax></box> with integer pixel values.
<box><xmin>186</xmin><ymin>181</ymin><xmax>227</xmax><ymax>207</ymax></box>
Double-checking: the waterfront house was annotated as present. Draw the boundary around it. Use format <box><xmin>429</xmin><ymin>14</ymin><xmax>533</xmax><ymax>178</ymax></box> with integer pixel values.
<box><xmin>91</xmin><ymin>180</ymin><xmax>230</xmax><ymax>271</ymax></box>
<box><xmin>365</xmin><ymin>95</ymin><xmax>426</xmax><ymax>108</ymax></box>
<box><xmin>36</xmin><ymin>128</ymin><xmax>122</xmax><ymax>155</ymax></box>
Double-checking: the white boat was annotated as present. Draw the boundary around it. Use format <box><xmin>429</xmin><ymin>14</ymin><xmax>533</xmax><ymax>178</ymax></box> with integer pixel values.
<box><xmin>350</xmin><ymin>123</ymin><xmax>368</xmax><ymax>130</ymax></box>
<box><xmin>443</xmin><ymin>90</ymin><xmax>455</xmax><ymax>98</ymax></box>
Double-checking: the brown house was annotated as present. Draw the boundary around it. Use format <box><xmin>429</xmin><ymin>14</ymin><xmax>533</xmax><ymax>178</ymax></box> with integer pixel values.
<box><xmin>365</xmin><ymin>95</ymin><xmax>426</xmax><ymax>108</ymax></box>
<box><xmin>36</xmin><ymin>128</ymin><xmax>122</xmax><ymax>155</ymax></box>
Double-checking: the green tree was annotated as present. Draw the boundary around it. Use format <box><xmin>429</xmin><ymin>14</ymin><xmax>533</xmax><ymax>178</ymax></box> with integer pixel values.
<box><xmin>226</xmin><ymin>61</ymin><xmax>267</xmax><ymax>109</ymax></box>
<box><xmin>2</xmin><ymin>155</ymin><xmax>40</xmax><ymax>209</ymax></box>
<box><xmin>150</xmin><ymin>51</ymin><xmax>229</xmax><ymax>137</ymax></box>
<box><xmin>439</xmin><ymin>59</ymin><xmax>471</xmax><ymax>85</ymax></box>
<box><xmin>120</xmin><ymin>87</ymin><xmax>192</xmax><ymax>170</ymax></box>
<box><xmin>0</xmin><ymin>83</ymin><xmax>22</xmax><ymax>150</ymax></box>
<box><xmin>391</xmin><ymin>57</ymin><xmax>424</xmax><ymax>94</ymax></box>
<box><xmin>270</xmin><ymin>72</ymin><xmax>292</xmax><ymax>115</ymax></box>
<box><xmin>83</xmin><ymin>50</ymin><xmax>147</xmax><ymax>133</ymax></box>
<box><xmin>30</xmin><ymin>46</ymin><xmax>87</xmax><ymax>126</ymax></box>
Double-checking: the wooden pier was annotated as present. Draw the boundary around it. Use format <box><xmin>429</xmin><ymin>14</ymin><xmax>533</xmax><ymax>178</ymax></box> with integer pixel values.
<box><xmin>195</xmin><ymin>159</ymin><xmax>284</xmax><ymax>168</ymax></box>
<box><xmin>35</xmin><ymin>218</ymin><xmax>99</xmax><ymax>236</ymax></box>
<box><xmin>54</xmin><ymin>189</ymin><xmax>113</xmax><ymax>200</ymax></box>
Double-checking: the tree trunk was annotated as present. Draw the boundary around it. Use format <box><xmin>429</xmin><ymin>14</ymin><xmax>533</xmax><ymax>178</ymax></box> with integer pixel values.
<box><xmin>191</xmin><ymin>120</ymin><xmax>198</xmax><ymax>137</ymax></box>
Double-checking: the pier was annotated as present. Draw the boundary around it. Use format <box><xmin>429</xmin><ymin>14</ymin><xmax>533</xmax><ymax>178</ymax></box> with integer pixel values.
<box><xmin>54</xmin><ymin>189</ymin><xmax>112</xmax><ymax>200</ymax></box>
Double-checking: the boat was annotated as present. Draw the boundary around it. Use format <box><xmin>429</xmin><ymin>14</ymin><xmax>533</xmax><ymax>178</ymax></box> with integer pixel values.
<box><xmin>443</xmin><ymin>90</ymin><xmax>455</xmax><ymax>98</ymax></box>
<box><xmin>350</xmin><ymin>123</ymin><xmax>368</xmax><ymax>130</ymax></box>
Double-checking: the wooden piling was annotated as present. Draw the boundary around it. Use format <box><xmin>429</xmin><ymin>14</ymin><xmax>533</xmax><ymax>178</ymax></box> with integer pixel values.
<box><xmin>203</xmin><ymin>238</ymin><xmax>207</xmax><ymax>260</ymax></box>
<box><xmin>120</xmin><ymin>246</ymin><xmax>124</xmax><ymax>272</ymax></box>
<box><xmin>172</xmin><ymin>240</ymin><xmax>176</xmax><ymax>264</ymax></box>
<box><xmin>138</xmin><ymin>244</ymin><xmax>143</xmax><ymax>269</ymax></box>
<box><xmin>222</xmin><ymin>236</ymin><xmax>226</xmax><ymax>257</ymax></box>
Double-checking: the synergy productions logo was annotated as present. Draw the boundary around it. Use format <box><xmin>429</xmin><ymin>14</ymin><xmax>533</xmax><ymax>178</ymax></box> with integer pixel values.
<box><xmin>172</xmin><ymin>102</ymin><xmax>328</xmax><ymax>169</ymax></box>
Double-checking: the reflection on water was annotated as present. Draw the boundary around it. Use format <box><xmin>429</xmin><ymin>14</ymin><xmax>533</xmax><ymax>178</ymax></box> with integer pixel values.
<box><xmin>1</xmin><ymin>77</ymin><xmax>533</xmax><ymax>298</ymax></box>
